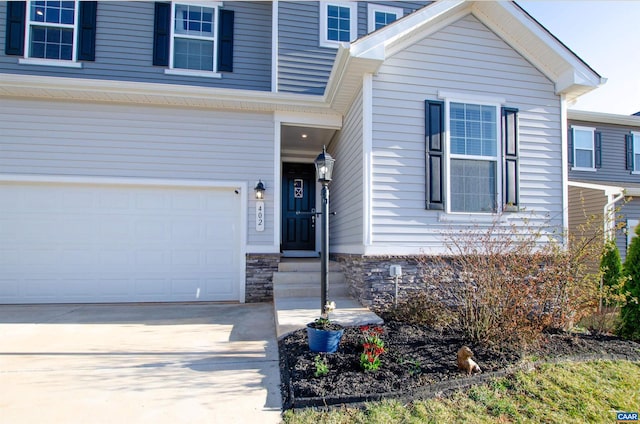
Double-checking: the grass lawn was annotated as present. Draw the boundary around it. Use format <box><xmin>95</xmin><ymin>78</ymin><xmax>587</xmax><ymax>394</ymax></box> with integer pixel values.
<box><xmin>283</xmin><ymin>360</ymin><xmax>640</xmax><ymax>424</ymax></box>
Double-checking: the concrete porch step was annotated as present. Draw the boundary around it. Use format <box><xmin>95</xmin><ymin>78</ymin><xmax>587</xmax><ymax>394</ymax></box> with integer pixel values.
<box><xmin>273</xmin><ymin>258</ymin><xmax>383</xmax><ymax>338</ymax></box>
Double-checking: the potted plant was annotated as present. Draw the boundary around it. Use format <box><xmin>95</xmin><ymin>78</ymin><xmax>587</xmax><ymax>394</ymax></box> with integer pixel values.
<box><xmin>306</xmin><ymin>301</ymin><xmax>344</xmax><ymax>353</ymax></box>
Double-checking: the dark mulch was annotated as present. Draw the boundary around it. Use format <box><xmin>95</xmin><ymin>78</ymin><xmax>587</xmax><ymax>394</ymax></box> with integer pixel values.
<box><xmin>278</xmin><ymin>321</ymin><xmax>640</xmax><ymax>410</ymax></box>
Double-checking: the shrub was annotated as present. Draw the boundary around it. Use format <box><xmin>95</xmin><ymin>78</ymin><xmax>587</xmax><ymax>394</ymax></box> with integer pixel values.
<box><xmin>416</xmin><ymin>213</ymin><xmax>607</xmax><ymax>350</ymax></box>
<box><xmin>619</xmin><ymin>224</ymin><xmax>640</xmax><ymax>340</ymax></box>
<box><xmin>600</xmin><ymin>241</ymin><xmax>623</xmax><ymax>306</ymax></box>
<box><xmin>384</xmin><ymin>291</ymin><xmax>456</xmax><ymax>331</ymax></box>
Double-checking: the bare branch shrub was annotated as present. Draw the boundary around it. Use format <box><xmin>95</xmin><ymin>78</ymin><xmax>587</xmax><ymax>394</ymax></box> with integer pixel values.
<box><xmin>416</xmin><ymin>212</ymin><xmax>615</xmax><ymax>350</ymax></box>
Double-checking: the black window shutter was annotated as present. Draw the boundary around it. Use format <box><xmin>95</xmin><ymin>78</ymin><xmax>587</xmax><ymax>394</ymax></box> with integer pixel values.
<box><xmin>502</xmin><ymin>107</ymin><xmax>519</xmax><ymax>209</ymax></box>
<box><xmin>568</xmin><ymin>128</ymin><xmax>574</xmax><ymax>167</ymax></box>
<box><xmin>594</xmin><ymin>131</ymin><xmax>602</xmax><ymax>168</ymax></box>
<box><xmin>425</xmin><ymin>100</ymin><xmax>445</xmax><ymax>210</ymax></box>
<box><xmin>5</xmin><ymin>1</ymin><xmax>26</xmax><ymax>56</ymax></box>
<box><xmin>153</xmin><ymin>2</ymin><xmax>171</xmax><ymax>66</ymax></box>
<box><xmin>218</xmin><ymin>9</ymin><xmax>234</xmax><ymax>72</ymax></box>
<box><xmin>77</xmin><ymin>1</ymin><xmax>97</xmax><ymax>61</ymax></box>
<box><xmin>626</xmin><ymin>133</ymin><xmax>635</xmax><ymax>171</ymax></box>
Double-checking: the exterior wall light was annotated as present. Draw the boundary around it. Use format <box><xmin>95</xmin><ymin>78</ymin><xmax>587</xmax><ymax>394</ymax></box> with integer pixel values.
<box><xmin>254</xmin><ymin>180</ymin><xmax>265</xmax><ymax>200</ymax></box>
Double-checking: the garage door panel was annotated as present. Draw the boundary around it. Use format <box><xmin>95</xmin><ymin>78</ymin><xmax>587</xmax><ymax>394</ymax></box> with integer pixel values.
<box><xmin>0</xmin><ymin>182</ymin><xmax>241</xmax><ymax>304</ymax></box>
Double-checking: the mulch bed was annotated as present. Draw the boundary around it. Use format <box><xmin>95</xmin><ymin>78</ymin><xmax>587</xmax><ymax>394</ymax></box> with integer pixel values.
<box><xmin>278</xmin><ymin>321</ymin><xmax>640</xmax><ymax>410</ymax></box>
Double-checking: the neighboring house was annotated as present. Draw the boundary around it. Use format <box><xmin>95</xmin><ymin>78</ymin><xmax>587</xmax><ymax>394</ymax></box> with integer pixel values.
<box><xmin>0</xmin><ymin>1</ymin><xmax>601</xmax><ymax>306</ymax></box>
<box><xmin>567</xmin><ymin>110</ymin><xmax>640</xmax><ymax>260</ymax></box>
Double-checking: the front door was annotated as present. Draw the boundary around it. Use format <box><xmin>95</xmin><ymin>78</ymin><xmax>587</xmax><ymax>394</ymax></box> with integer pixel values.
<box><xmin>281</xmin><ymin>163</ymin><xmax>316</xmax><ymax>251</ymax></box>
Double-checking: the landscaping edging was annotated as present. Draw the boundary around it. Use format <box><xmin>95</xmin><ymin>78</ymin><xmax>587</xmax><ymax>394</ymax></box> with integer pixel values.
<box><xmin>280</xmin><ymin>349</ymin><xmax>640</xmax><ymax>411</ymax></box>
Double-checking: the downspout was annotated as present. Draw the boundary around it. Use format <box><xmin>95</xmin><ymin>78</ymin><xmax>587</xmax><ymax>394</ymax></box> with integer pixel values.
<box><xmin>603</xmin><ymin>191</ymin><xmax>625</xmax><ymax>243</ymax></box>
<box><xmin>599</xmin><ymin>190</ymin><xmax>624</xmax><ymax>313</ymax></box>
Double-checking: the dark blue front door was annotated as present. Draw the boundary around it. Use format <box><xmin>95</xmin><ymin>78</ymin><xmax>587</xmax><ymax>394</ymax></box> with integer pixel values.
<box><xmin>282</xmin><ymin>163</ymin><xmax>316</xmax><ymax>251</ymax></box>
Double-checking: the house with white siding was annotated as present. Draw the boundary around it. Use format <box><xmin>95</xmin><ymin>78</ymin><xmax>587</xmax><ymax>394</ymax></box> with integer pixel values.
<box><xmin>0</xmin><ymin>1</ymin><xmax>602</xmax><ymax>306</ymax></box>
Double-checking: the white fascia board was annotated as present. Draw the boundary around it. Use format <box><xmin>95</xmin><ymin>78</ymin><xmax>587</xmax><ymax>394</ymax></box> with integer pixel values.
<box><xmin>0</xmin><ymin>73</ymin><xmax>333</xmax><ymax>114</ymax></box>
<box><xmin>568</xmin><ymin>110</ymin><xmax>640</xmax><ymax>128</ymax></box>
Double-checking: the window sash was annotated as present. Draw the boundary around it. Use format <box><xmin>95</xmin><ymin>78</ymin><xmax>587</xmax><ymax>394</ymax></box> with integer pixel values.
<box><xmin>572</xmin><ymin>127</ymin><xmax>595</xmax><ymax>168</ymax></box>
<box><xmin>170</xmin><ymin>2</ymin><xmax>218</xmax><ymax>72</ymax></box>
<box><xmin>446</xmin><ymin>101</ymin><xmax>500</xmax><ymax>213</ymax></box>
<box><xmin>320</xmin><ymin>2</ymin><xmax>357</xmax><ymax>48</ymax></box>
<box><xmin>367</xmin><ymin>4</ymin><xmax>403</xmax><ymax>32</ymax></box>
<box><xmin>25</xmin><ymin>0</ymin><xmax>79</xmax><ymax>61</ymax></box>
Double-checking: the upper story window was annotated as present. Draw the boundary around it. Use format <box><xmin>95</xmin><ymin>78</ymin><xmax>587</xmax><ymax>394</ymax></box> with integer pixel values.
<box><xmin>448</xmin><ymin>102</ymin><xmax>500</xmax><ymax>213</ymax></box>
<box><xmin>171</xmin><ymin>3</ymin><xmax>218</xmax><ymax>73</ymax></box>
<box><xmin>27</xmin><ymin>1</ymin><xmax>78</xmax><ymax>61</ymax></box>
<box><xmin>153</xmin><ymin>2</ymin><xmax>233</xmax><ymax>77</ymax></box>
<box><xmin>5</xmin><ymin>1</ymin><xmax>96</xmax><ymax>68</ymax></box>
<box><xmin>569</xmin><ymin>125</ymin><xmax>602</xmax><ymax>171</ymax></box>
<box><xmin>367</xmin><ymin>4</ymin><xmax>403</xmax><ymax>32</ymax></box>
<box><xmin>571</xmin><ymin>126</ymin><xmax>596</xmax><ymax>169</ymax></box>
<box><xmin>320</xmin><ymin>2</ymin><xmax>357</xmax><ymax>48</ymax></box>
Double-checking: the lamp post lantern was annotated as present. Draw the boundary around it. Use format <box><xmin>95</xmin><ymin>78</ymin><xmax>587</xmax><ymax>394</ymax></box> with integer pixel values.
<box><xmin>314</xmin><ymin>146</ymin><xmax>335</xmax><ymax>317</ymax></box>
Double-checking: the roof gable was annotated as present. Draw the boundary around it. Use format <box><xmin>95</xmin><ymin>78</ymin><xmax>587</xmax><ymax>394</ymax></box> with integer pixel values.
<box><xmin>326</xmin><ymin>0</ymin><xmax>604</xmax><ymax>112</ymax></box>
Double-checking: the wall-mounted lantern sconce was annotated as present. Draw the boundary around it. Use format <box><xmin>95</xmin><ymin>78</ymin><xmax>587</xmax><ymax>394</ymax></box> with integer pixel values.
<box><xmin>254</xmin><ymin>180</ymin><xmax>266</xmax><ymax>200</ymax></box>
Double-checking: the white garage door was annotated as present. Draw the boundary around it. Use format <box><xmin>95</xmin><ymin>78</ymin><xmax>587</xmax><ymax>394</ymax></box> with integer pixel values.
<box><xmin>0</xmin><ymin>181</ymin><xmax>242</xmax><ymax>304</ymax></box>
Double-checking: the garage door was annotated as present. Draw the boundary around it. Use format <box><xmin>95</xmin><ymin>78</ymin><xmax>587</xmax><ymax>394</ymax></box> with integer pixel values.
<box><xmin>0</xmin><ymin>180</ymin><xmax>241</xmax><ymax>304</ymax></box>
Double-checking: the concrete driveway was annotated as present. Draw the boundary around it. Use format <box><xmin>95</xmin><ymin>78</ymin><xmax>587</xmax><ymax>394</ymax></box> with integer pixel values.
<box><xmin>0</xmin><ymin>303</ymin><xmax>282</xmax><ymax>423</ymax></box>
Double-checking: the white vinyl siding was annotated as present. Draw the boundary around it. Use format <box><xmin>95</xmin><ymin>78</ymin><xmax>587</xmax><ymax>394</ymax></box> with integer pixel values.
<box><xmin>0</xmin><ymin>98</ymin><xmax>275</xmax><ymax>248</ymax></box>
<box><xmin>369</xmin><ymin>14</ymin><xmax>562</xmax><ymax>253</ymax></box>
<box><xmin>330</xmin><ymin>87</ymin><xmax>365</xmax><ymax>250</ymax></box>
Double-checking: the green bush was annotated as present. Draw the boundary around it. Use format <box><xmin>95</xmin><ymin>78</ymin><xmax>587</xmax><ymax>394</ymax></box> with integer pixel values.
<box><xmin>619</xmin><ymin>224</ymin><xmax>640</xmax><ymax>340</ymax></box>
<box><xmin>600</xmin><ymin>241</ymin><xmax>622</xmax><ymax>302</ymax></box>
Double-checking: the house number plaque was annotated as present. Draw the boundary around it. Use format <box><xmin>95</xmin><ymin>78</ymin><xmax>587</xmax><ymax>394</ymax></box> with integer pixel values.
<box><xmin>294</xmin><ymin>179</ymin><xmax>303</xmax><ymax>198</ymax></box>
<box><xmin>256</xmin><ymin>201</ymin><xmax>265</xmax><ymax>232</ymax></box>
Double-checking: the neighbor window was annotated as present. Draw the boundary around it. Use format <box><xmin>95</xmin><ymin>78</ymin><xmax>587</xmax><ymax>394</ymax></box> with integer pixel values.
<box><xmin>448</xmin><ymin>102</ymin><xmax>499</xmax><ymax>213</ymax></box>
<box><xmin>367</xmin><ymin>4</ymin><xmax>403</xmax><ymax>32</ymax></box>
<box><xmin>171</xmin><ymin>2</ymin><xmax>218</xmax><ymax>72</ymax></box>
<box><xmin>572</xmin><ymin>126</ymin><xmax>596</xmax><ymax>169</ymax></box>
<box><xmin>26</xmin><ymin>1</ymin><xmax>78</xmax><ymax>61</ymax></box>
<box><xmin>320</xmin><ymin>2</ymin><xmax>357</xmax><ymax>47</ymax></box>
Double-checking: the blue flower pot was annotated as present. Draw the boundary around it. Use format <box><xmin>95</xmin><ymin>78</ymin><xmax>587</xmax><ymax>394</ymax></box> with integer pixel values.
<box><xmin>306</xmin><ymin>326</ymin><xmax>344</xmax><ymax>353</ymax></box>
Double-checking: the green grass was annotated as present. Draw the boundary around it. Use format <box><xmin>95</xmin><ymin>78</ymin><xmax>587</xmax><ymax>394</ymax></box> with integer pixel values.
<box><xmin>282</xmin><ymin>360</ymin><xmax>640</xmax><ymax>424</ymax></box>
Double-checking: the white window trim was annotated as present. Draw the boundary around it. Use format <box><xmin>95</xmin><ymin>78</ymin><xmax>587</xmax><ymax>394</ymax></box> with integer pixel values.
<box><xmin>22</xmin><ymin>0</ymin><xmax>80</xmax><ymax>64</ymax></box>
<box><xmin>367</xmin><ymin>3</ymin><xmax>403</xmax><ymax>33</ymax></box>
<box><xmin>442</xmin><ymin>95</ymin><xmax>503</xmax><ymax>215</ymax></box>
<box><xmin>628</xmin><ymin>219</ymin><xmax>639</xmax><ymax>248</ymax></box>
<box><xmin>571</xmin><ymin>125</ymin><xmax>596</xmax><ymax>170</ymax></box>
<box><xmin>166</xmin><ymin>1</ymin><xmax>222</xmax><ymax>78</ymax></box>
<box><xmin>319</xmin><ymin>1</ymin><xmax>358</xmax><ymax>48</ymax></box>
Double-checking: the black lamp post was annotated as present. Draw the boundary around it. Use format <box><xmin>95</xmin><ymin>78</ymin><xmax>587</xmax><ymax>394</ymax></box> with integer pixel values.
<box><xmin>314</xmin><ymin>145</ymin><xmax>335</xmax><ymax>317</ymax></box>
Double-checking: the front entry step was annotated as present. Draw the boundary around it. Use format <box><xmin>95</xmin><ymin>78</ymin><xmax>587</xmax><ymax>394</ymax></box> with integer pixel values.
<box><xmin>273</xmin><ymin>259</ymin><xmax>383</xmax><ymax>338</ymax></box>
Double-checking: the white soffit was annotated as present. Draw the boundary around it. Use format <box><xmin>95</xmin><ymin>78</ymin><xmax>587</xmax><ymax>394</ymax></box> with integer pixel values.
<box><xmin>569</xmin><ymin>110</ymin><xmax>640</xmax><ymax>128</ymax></box>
